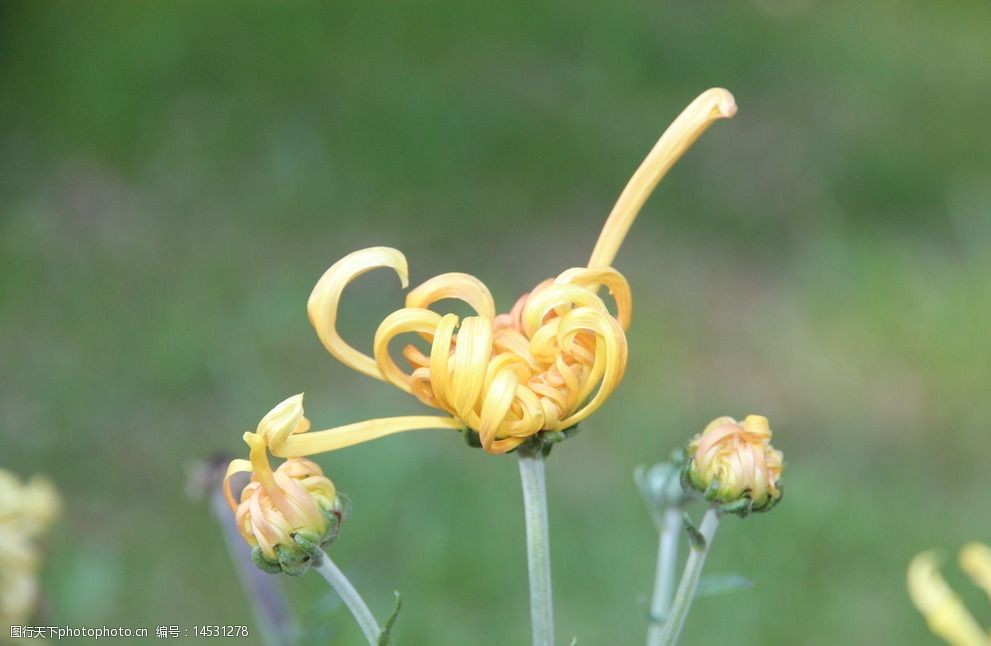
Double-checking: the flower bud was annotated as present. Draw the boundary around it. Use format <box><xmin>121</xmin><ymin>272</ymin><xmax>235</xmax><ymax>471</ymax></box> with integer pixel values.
<box><xmin>225</xmin><ymin>397</ymin><xmax>347</xmax><ymax>576</ymax></box>
<box><xmin>682</xmin><ymin>415</ymin><xmax>783</xmax><ymax>516</ymax></box>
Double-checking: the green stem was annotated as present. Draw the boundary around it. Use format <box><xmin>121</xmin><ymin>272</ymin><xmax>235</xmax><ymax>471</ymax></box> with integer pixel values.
<box><xmin>657</xmin><ymin>508</ymin><xmax>721</xmax><ymax>646</ymax></box>
<box><xmin>646</xmin><ymin>506</ymin><xmax>684</xmax><ymax>646</ymax></box>
<box><xmin>314</xmin><ymin>550</ymin><xmax>381</xmax><ymax>645</ymax></box>
<box><xmin>518</xmin><ymin>446</ymin><xmax>555</xmax><ymax>646</ymax></box>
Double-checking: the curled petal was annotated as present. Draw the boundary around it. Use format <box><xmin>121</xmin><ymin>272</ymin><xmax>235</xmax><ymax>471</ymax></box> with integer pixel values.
<box><xmin>520</xmin><ymin>283</ymin><xmax>610</xmax><ymax>338</ymax></box>
<box><xmin>223</xmin><ymin>459</ymin><xmax>254</xmax><ymax>512</ymax></box>
<box><xmin>555</xmin><ymin>307</ymin><xmax>628</xmax><ymax>429</ymax></box>
<box><xmin>429</xmin><ymin>313</ymin><xmax>459</xmax><ymax>405</ymax></box>
<box><xmin>257</xmin><ymin>394</ymin><xmax>310</xmax><ymax>448</ymax></box>
<box><xmin>555</xmin><ymin>266</ymin><xmax>633</xmax><ymax>330</ymax></box>
<box><xmin>406</xmin><ymin>272</ymin><xmax>496</xmax><ymax>320</ymax></box>
<box><xmin>373</xmin><ymin>307</ymin><xmax>443</xmax><ymax>394</ymax></box>
<box><xmin>447</xmin><ymin>316</ymin><xmax>493</xmax><ymax>421</ymax></box>
<box><xmin>589</xmin><ymin>88</ymin><xmax>737</xmax><ymax>269</ymax></box>
<box><xmin>478</xmin><ymin>368</ymin><xmax>520</xmax><ymax>451</ymax></box>
<box><xmin>308</xmin><ymin>247</ymin><xmax>409</xmax><ymax>381</ymax></box>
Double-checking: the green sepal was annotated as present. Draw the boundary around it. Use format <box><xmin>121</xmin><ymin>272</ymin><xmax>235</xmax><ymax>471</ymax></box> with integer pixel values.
<box><xmin>377</xmin><ymin>591</ymin><xmax>402</xmax><ymax>646</ymax></box>
<box><xmin>291</xmin><ymin>532</ymin><xmax>321</xmax><ymax>554</ymax></box>
<box><xmin>718</xmin><ymin>497</ymin><xmax>753</xmax><ymax>518</ymax></box>
<box><xmin>250</xmin><ymin>547</ymin><xmax>283</xmax><ymax>574</ymax></box>
<box><xmin>275</xmin><ymin>543</ymin><xmax>314</xmax><ymax>577</ymax></box>
<box><xmin>516</xmin><ymin>424</ymin><xmax>581</xmax><ymax>458</ymax></box>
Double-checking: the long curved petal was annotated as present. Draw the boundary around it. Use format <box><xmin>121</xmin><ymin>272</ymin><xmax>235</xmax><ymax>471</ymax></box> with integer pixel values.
<box><xmin>308</xmin><ymin>247</ymin><xmax>409</xmax><ymax>381</ymax></box>
<box><xmin>588</xmin><ymin>88</ymin><xmax>737</xmax><ymax>269</ymax></box>
<box><xmin>269</xmin><ymin>415</ymin><xmax>464</xmax><ymax>457</ymax></box>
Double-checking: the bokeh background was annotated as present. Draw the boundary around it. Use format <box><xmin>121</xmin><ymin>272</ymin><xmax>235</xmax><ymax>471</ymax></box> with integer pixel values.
<box><xmin>3</xmin><ymin>1</ymin><xmax>990</xmax><ymax>644</ymax></box>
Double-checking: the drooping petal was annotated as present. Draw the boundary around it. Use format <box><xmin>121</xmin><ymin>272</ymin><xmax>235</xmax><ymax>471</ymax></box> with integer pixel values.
<box><xmin>589</xmin><ymin>88</ymin><xmax>737</xmax><ymax>269</ymax></box>
<box><xmin>308</xmin><ymin>247</ymin><xmax>409</xmax><ymax>381</ymax></box>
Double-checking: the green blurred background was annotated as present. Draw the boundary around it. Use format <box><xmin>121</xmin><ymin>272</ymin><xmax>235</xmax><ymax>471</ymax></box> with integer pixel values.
<box><xmin>3</xmin><ymin>1</ymin><xmax>990</xmax><ymax>644</ymax></box>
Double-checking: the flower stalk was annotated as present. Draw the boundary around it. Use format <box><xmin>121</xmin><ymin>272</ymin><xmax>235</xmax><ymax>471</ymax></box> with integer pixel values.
<box><xmin>657</xmin><ymin>508</ymin><xmax>721</xmax><ymax>646</ymax></box>
<box><xmin>314</xmin><ymin>550</ymin><xmax>382</xmax><ymax>645</ymax></box>
<box><xmin>518</xmin><ymin>444</ymin><xmax>555</xmax><ymax>646</ymax></box>
<box><xmin>646</xmin><ymin>506</ymin><xmax>685</xmax><ymax>646</ymax></box>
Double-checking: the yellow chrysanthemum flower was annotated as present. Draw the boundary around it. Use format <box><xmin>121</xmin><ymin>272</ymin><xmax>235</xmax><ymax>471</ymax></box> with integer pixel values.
<box><xmin>908</xmin><ymin>545</ymin><xmax>991</xmax><ymax>646</ymax></box>
<box><xmin>0</xmin><ymin>469</ymin><xmax>60</xmax><ymax>634</ymax></box>
<box><xmin>224</xmin><ymin>396</ymin><xmax>346</xmax><ymax>576</ymax></box>
<box><xmin>683</xmin><ymin>415</ymin><xmax>783</xmax><ymax>515</ymax></box>
<box><xmin>260</xmin><ymin>88</ymin><xmax>737</xmax><ymax>457</ymax></box>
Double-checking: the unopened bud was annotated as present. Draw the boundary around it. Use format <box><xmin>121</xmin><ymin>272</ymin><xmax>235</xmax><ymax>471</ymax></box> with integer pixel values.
<box><xmin>224</xmin><ymin>397</ymin><xmax>347</xmax><ymax>576</ymax></box>
<box><xmin>682</xmin><ymin>415</ymin><xmax>783</xmax><ymax>516</ymax></box>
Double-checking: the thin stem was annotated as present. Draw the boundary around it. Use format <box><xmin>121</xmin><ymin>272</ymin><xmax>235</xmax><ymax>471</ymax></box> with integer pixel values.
<box><xmin>314</xmin><ymin>550</ymin><xmax>381</xmax><ymax>645</ymax></box>
<box><xmin>658</xmin><ymin>508</ymin><xmax>721</xmax><ymax>646</ymax></box>
<box><xmin>646</xmin><ymin>506</ymin><xmax>684</xmax><ymax>646</ymax></box>
<box><xmin>518</xmin><ymin>446</ymin><xmax>555</xmax><ymax>646</ymax></box>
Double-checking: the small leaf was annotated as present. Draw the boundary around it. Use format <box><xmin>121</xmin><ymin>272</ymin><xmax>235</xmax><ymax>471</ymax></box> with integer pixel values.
<box><xmin>569</xmin><ymin>638</ymin><xmax>579</xmax><ymax>646</ymax></box>
<box><xmin>694</xmin><ymin>574</ymin><xmax>754</xmax><ymax>598</ymax></box>
<box><xmin>683</xmin><ymin>512</ymin><xmax>706</xmax><ymax>551</ymax></box>
<box><xmin>377</xmin><ymin>591</ymin><xmax>402</xmax><ymax>646</ymax></box>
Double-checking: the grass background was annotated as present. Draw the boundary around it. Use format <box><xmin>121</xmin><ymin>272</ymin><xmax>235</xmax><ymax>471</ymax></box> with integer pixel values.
<box><xmin>2</xmin><ymin>1</ymin><xmax>990</xmax><ymax>643</ymax></box>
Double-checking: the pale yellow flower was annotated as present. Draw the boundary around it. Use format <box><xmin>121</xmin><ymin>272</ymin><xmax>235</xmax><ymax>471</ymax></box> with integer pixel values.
<box><xmin>264</xmin><ymin>88</ymin><xmax>737</xmax><ymax>456</ymax></box>
<box><xmin>683</xmin><ymin>415</ymin><xmax>783</xmax><ymax>514</ymax></box>
<box><xmin>0</xmin><ymin>469</ymin><xmax>60</xmax><ymax>634</ymax></box>
<box><xmin>224</xmin><ymin>396</ymin><xmax>346</xmax><ymax>575</ymax></box>
<box><xmin>908</xmin><ymin>547</ymin><xmax>991</xmax><ymax>646</ymax></box>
